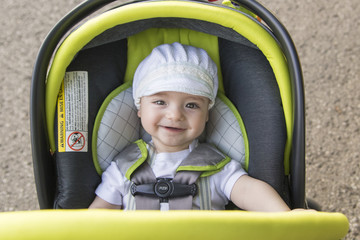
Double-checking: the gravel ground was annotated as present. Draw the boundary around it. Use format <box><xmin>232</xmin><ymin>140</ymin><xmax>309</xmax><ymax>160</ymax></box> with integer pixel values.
<box><xmin>0</xmin><ymin>0</ymin><xmax>358</xmax><ymax>239</ymax></box>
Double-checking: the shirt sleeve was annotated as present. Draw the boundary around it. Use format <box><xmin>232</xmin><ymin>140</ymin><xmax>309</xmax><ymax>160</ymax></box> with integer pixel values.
<box><xmin>214</xmin><ymin>160</ymin><xmax>248</xmax><ymax>200</ymax></box>
<box><xmin>95</xmin><ymin>162</ymin><xmax>128</xmax><ymax>206</ymax></box>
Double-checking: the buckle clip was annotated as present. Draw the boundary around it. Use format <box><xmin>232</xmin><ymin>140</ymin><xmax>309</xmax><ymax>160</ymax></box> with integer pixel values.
<box><xmin>130</xmin><ymin>178</ymin><xmax>198</xmax><ymax>202</ymax></box>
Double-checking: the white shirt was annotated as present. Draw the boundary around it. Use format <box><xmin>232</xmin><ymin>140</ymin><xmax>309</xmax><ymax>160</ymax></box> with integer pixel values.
<box><xmin>95</xmin><ymin>140</ymin><xmax>247</xmax><ymax>210</ymax></box>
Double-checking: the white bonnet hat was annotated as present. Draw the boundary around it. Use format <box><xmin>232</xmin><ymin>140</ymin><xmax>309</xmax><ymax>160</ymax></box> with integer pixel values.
<box><xmin>132</xmin><ymin>42</ymin><xmax>218</xmax><ymax>109</ymax></box>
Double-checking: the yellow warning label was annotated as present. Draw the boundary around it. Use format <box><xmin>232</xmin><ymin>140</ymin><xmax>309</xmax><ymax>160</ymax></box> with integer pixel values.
<box><xmin>58</xmin><ymin>81</ymin><xmax>66</xmax><ymax>152</ymax></box>
<box><xmin>57</xmin><ymin>71</ymin><xmax>89</xmax><ymax>152</ymax></box>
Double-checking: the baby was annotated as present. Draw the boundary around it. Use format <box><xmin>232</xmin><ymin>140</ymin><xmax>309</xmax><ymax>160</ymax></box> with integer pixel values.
<box><xmin>89</xmin><ymin>42</ymin><xmax>290</xmax><ymax>211</ymax></box>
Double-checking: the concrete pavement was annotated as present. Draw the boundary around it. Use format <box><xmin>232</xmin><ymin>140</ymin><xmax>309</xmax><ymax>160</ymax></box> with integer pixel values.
<box><xmin>0</xmin><ymin>0</ymin><xmax>358</xmax><ymax>238</ymax></box>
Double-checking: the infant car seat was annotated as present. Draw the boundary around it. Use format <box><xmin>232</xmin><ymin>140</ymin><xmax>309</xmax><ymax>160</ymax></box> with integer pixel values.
<box><xmin>26</xmin><ymin>0</ymin><xmax>349</xmax><ymax>239</ymax></box>
<box><xmin>32</xmin><ymin>0</ymin><xmax>300</xmax><ymax>209</ymax></box>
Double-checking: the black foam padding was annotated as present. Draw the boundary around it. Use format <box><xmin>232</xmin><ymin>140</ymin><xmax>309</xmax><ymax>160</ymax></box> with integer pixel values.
<box><xmin>54</xmin><ymin>39</ymin><xmax>127</xmax><ymax>208</ymax></box>
<box><xmin>219</xmin><ymin>38</ymin><xmax>290</xmax><ymax>203</ymax></box>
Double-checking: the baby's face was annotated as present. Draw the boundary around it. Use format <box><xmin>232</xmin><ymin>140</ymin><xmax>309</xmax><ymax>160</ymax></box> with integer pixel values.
<box><xmin>138</xmin><ymin>91</ymin><xmax>210</xmax><ymax>153</ymax></box>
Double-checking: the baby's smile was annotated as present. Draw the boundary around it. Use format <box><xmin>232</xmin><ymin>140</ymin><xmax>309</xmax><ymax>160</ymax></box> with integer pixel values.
<box><xmin>161</xmin><ymin>125</ymin><xmax>186</xmax><ymax>132</ymax></box>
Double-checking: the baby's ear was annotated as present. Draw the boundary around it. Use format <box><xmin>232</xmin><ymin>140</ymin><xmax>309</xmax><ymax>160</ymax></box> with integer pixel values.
<box><xmin>137</xmin><ymin>109</ymin><xmax>141</xmax><ymax>118</ymax></box>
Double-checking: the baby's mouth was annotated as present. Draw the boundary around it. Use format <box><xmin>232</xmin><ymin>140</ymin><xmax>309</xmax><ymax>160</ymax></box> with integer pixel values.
<box><xmin>162</xmin><ymin>126</ymin><xmax>185</xmax><ymax>132</ymax></box>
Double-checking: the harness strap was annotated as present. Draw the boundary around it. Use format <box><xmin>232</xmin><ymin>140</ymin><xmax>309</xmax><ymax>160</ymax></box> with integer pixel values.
<box><xmin>169</xmin><ymin>171</ymin><xmax>202</xmax><ymax>210</ymax></box>
<box><xmin>116</xmin><ymin>140</ymin><xmax>229</xmax><ymax>210</ymax></box>
<box><xmin>131</xmin><ymin>162</ymin><xmax>202</xmax><ymax>210</ymax></box>
<box><xmin>131</xmin><ymin>162</ymin><xmax>160</xmax><ymax>210</ymax></box>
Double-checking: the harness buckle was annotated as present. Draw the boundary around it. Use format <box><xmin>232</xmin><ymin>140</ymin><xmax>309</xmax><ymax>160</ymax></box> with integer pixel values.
<box><xmin>154</xmin><ymin>178</ymin><xmax>173</xmax><ymax>198</ymax></box>
<box><xmin>130</xmin><ymin>178</ymin><xmax>198</xmax><ymax>203</ymax></box>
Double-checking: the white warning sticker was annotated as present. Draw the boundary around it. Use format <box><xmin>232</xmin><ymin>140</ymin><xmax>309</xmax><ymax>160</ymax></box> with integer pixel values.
<box><xmin>58</xmin><ymin>71</ymin><xmax>88</xmax><ymax>152</ymax></box>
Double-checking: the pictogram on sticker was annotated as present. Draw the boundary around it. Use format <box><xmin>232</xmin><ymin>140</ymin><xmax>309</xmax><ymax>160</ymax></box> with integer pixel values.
<box><xmin>67</xmin><ymin>131</ymin><xmax>86</xmax><ymax>151</ymax></box>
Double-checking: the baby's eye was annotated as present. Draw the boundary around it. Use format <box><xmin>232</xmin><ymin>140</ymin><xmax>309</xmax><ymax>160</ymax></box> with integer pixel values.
<box><xmin>153</xmin><ymin>100</ymin><xmax>165</xmax><ymax>105</ymax></box>
<box><xmin>186</xmin><ymin>103</ymin><xmax>199</xmax><ymax>109</ymax></box>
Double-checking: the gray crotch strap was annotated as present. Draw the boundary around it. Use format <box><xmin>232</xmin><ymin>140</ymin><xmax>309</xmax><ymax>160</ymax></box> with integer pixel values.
<box><xmin>130</xmin><ymin>162</ymin><xmax>201</xmax><ymax>210</ymax></box>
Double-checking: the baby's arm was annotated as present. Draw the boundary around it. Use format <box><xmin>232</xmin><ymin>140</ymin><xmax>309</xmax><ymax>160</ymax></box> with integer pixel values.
<box><xmin>230</xmin><ymin>175</ymin><xmax>290</xmax><ymax>212</ymax></box>
<box><xmin>89</xmin><ymin>196</ymin><xmax>121</xmax><ymax>209</ymax></box>
<box><xmin>88</xmin><ymin>162</ymin><xmax>124</xmax><ymax>209</ymax></box>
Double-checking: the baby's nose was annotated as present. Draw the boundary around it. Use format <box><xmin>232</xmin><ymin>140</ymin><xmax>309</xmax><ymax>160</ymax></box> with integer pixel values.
<box><xmin>166</xmin><ymin>106</ymin><xmax>184</xmax><ymax>121</ymax></box>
